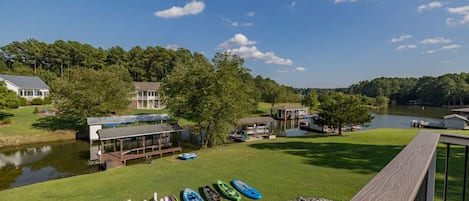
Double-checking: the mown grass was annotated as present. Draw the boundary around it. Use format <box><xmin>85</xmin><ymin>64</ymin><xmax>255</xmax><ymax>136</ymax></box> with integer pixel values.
<box><xmin>0</xmin><ymin>128</ymin><xmax>421</xmax><ymax>201</ymax></box>
<box><xmin>0</xmin><ymin>106</ymin><xmax>75</xmax><ymax>148</ymax></box>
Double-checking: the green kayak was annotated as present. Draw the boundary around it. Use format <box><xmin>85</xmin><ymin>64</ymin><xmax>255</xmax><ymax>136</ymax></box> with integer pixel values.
<box><xmin>217</xmin><ymin>180</ymin><xmax>241</xmax><ymax>201</ymax></box>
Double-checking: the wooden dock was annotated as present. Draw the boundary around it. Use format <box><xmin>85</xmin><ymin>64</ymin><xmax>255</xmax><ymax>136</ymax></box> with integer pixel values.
<box><xmin>101</xmin><ymin>147</ymin><xmax>182</xmax><ymax>169</ymax></box>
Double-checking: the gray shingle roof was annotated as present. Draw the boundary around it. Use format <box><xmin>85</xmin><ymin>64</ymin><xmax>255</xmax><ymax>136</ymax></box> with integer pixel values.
<box><xmin>134</xmin><ymin>82</ymin><xmax>161</xmax><ymax>91</ymax></box>
<box><xmin>86</xmin><ymin>114</ymin><xmax>171</xmax><ymax>125</ymax></box>
<box><xmin>0</xmin><ymin>74</ymin><xmax>49</xmax><ymax>90</ymax></box>
<box><xmin>97</xmin><ymin>123</ymin><xmax>183</xmax><ymax>140</ymax></box>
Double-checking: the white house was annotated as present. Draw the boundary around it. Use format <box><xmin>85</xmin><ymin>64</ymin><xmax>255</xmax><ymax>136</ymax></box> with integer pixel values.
<box><xmin>129</xmin><ymin>82</ymin><xmax>164</xmax><ymax>110</ymax></box>
<box><xmin>444</xmin><ymin>114</ymin><xmax>469</xmax><ymax>130</ymax></box>
<box><xmin>0</xmin><ymin>74</ymin><xmax>50</xmax><ymax>100</ymax></box>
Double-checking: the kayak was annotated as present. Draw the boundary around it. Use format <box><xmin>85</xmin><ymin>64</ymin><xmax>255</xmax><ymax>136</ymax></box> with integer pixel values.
<box><xmin>179</xmin><ymin>153</ymin><xmax>197</xmax><ymax>160</ymax></box>
<box><xmin>202</xmin><ymin>185</ymin><xmax>222</xmax><ymax>201</ymax></box>
<box><xmin>182</xmin><ymin>188</ymin><xmax>203</xmax><ymax>201</ymax></box>
<box><xmin>161</xmin><ymin>195</ymin><xmax>179</xmax><ymax>201</ymax></box>
<box><xmin>217</xmin><ymin>180</ymin><xmax>241</xmax><ymax>201</ymax></box>
<box><xmin>231</xmin><ymin>179</ymin><xmax>262</xmax><ymax>199</ymax></box>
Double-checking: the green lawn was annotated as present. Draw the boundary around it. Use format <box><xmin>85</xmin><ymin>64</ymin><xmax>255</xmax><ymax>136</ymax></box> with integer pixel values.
<box><xmin>0</xmin><ymin>128</ymin><xmax>425</xmax><ymax>201</ymax></box>
<box><xmin>0</xmin><ymin>106</ymin><xmax>75</xmax><ymax>148</ymax></box>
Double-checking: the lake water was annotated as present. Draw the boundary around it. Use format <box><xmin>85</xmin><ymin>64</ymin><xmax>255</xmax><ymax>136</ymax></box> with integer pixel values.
<box><xmin>0</xmin><ymin>105</ymin><xmax>453</xmax><ymax>190</ymax></box>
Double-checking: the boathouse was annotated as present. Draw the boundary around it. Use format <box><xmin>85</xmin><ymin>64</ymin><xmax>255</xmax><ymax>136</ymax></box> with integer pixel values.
<box><xmin>444</xmin><ymin>114</ymin><xmax>469</xmax><ymax>130</ymax></box>
<box><xmin>451</xmin><ymin>108</ymin><xmax>469</xmax><ymax>118</ymax></box>
<box><xmin>97</xmin><ymin>123</ymin><xmax>183</xmax><ymax>169</ymax></box>
<box><xmin>271</xmin><ymin>105</ymin><xmax>308</xmax><ymax>120</ymax></box>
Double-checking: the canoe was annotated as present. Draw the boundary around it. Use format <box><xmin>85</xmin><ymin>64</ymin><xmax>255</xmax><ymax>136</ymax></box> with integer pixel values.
<box><xmin>179</xmin><ymin>152</ymin><xmax>197</xmax><ymax>160</ymax></box>
<box><xmin>182</xmin><ymin>188</ymin><xmax>203</xmax><ymax>201</ymax></box>
<box><xmin>162</xmin><ymin>195</ymin><xmax>179</xmax><ymax>201</ymax></box>
<box><xmin>217</xmin><ymin>180</ymin><xmax>241</xmax><ymax>201</ymax></box>
<box><xmin>202</xmin><ymin>185</ymin><xmax>222</xmax><ymax>201</ymax></box>
<box><xmin>231</xmin><ymin>179</ymin><xmax>262</xmax><ymax>199</ymax></box>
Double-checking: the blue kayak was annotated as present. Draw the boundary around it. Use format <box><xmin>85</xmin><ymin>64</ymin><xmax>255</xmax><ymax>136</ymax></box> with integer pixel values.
<box><xmin>179</xmin><ymin>153</ymin><xmax>197</xmax><ymax>160</ymax></box>
<box><xmin>231</xmin><ymin>179</ymin><xmax>262</xmax><ymax>199</ymax></box>
<box><xmin>182</xmin><ymin>188</ymin><xmax>203</xmax><ymax>201</ymax></box>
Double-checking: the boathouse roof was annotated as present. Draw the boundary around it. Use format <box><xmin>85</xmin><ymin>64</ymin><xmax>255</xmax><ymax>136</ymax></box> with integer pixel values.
<box><xmin>87</xmin><ymin>114</ymin><xmax>170</xmax><ymax>126</ymax></box>
<box><xmin>444</xmin><ymin>114</ymin><xmax>468</xmax><ymax>121</ymax></box>
<box><xmin>451</xmin><ymin>108</ymin><xmax>469</xmax><ymax>113</ymax></box>
<box><xmin>238</xmin><ymin>117</ymin><xmax>275</xmax><ymax>125</ymax></box>
<box><xmin>273</xmin><ymin>104</ymin><xmax>307</xmax><ymax>110</ymax></box>
<box><xmin>97</xmin><ymin>123</ymin><xmax>183</xmax><ymax>140</ymax></box>
<box><xmin>134</xmin><ymin>82</ymin><xmax>161</xmax><ymax>91</ymax></box>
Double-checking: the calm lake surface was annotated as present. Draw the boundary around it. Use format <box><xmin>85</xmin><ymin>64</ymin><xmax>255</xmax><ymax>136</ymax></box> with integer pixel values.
<box><xmin>0</xmin><ymin>105</ymin><xmax>453</xmax><ymax>190</ymax></box>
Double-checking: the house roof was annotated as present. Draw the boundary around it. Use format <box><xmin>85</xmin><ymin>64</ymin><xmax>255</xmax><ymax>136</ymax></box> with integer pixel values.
<box><xmin>86</xmin><ymin>114</ymin><xmax>170</xmax><ymax>125</ymax></box>
<box><xmin>451</xmin><ymin>108</ymin><xmax>469</xmax><ymax>113</ymax></box>
<box><xmin>134</xmin><ymin>82</ymin><xmax>161</xmax><ymax>91</ymax></box>
<box><xmin>238</xmin><ymin>117</ymin><xmax>275</xmax><ymax>125</ymax></box>
<box><xmin>97</xmin><ymin>123</ymin><xmax>183</xmax><ymax>140</ymax></box>
<box><xmin>273</xmin><ymin>104</ymin><xmax>307</xmax><ymax>110</ymax></box>
<box><xmin>444</xmin><ymin>114</ymin><xmax>468</xmax><ymax>121</ymax></box>
<box><xmin>0</xmin><ymin>74</ymin><xmax>49</xmax><ymax>90</ymax></box>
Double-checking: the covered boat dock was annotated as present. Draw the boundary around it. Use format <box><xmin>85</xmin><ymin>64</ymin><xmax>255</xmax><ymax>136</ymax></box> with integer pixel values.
<box><xmin>271</xmin><ymin>105</ymin><xmax>308</xmax><ymax>120</ymax></box>
<box><xmin>97</xmin><ymin>123</ymin><xmax>183</xmax><ymax>169</ymax></box>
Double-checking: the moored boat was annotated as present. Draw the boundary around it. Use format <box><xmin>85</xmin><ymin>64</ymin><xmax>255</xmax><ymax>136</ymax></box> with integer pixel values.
<box><xmin>202</xmin><ymin>185</ymin><xmax>222</xmax><ymax>201</ymax></box>
<box><xmin>217</xmin><ymin>180</ymin><xmax>241</xmax><ymax>201</ymax></box>
<box><xmin>182</xmin><ymin>188</ymin><xmax>203</xmax><ymax>201</ymax></box>
<box><xmin>231</xmin><ymin>179</ymin><xmax>262</xmax><ymax>199</ymax></box>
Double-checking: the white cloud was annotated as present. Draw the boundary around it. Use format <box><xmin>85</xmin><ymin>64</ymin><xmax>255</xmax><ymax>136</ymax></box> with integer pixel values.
<box><xmin>226</xmin><ymin>46</ymin><xmax>293</xmax><ymax>65</ymax></box>
<box><xmin>334</xmin><ymin>0</ymin><xmax>357</xmax><ymax>3</ymax></box>
<box><xmin>448</xmin><ymin>5</ymin><xmax>469</xmax><ymax>14</ymax></box>
<box><xmin>396</xmin><ymin>44</ymin><xmax>417</xmax><ymax>50</ymax></box>
<box><xmin>290</xmin><ymin>1</ymin><xmax>297</xmax><ymax>9</ymax></box>
<box><xmin>447</xmin><ymin>5</ymin><xmax>469</xmax><ymax>25</ymax></box>
<box><xmin>154</xmin><ymin>1</ymin><xmax>205</xmax><ymax>18</ymax></box>
<box><xmin>390</xmin><ymin>34</ymin><xmax>413</xmax><ymax>43</ymax></box>
<box><xmin>165</xmin><ymin>44</ymin><xmax>180</xmax><ymax>50</ymax></box>
<box><xmin>217</xmin><ymin>33</ymin><xmax>256</xmax><ymax>49</ymax></box>
<box><xmin>439</xmin><ymin>44</ymin><xmax>461</xmax><ymax>50</ymax></box>
<box><xmin>421</xmin><ymin>50</ymin><xmax>436</xmax><ymax>54</ymax></box>
<box><xmin>246</xmin><ymin>11</ymin><xmax>255</xmax><ymax>17</ymax></box>
<box><xmin>241</xmin><ymin>22</ymin><xmax>254</xmax><ymax>26</ymax></box>
<box><xmin>295</xmin><ymin>67</ymin><xmax>307</xmax><ymax>72</ymax></box>
<box><xmin>446</xmin><ymin>18</ymin><xmax>457</xmax><ymax>26</ymax></box>
<box><xmin>418</xmin><ymin>1</ymin><xmax>443</xmax><ymax>13</ymax></box>
<box><xmin>420</xmin><ymin>37</ymin><xmax>451</xmax><ymax>44</ymax></box>
<box><xmin>224</xmin><ymin>18</ymin><xmax>254</xmax><ymax>27</ymax></box>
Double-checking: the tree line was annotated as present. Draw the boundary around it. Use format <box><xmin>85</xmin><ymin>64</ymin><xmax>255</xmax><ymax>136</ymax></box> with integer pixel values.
<box><xmin>346</xmin><ymin>73</ymin><xmax>469</xmax><ymax>106</ymax></box>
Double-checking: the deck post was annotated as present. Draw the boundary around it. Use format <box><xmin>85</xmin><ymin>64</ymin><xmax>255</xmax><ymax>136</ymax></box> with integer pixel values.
<box><xmin>158</xmin><ymin>135</ymin><xmax>162</xmax><ymax>157</ymax></box>
<box><xmin>120</xmin><ymin>139</ymin><xmax>123</xmax><ymax>162</ymax></box>
<box><xmin>142</xmin><ymin>136</ymin><xmax>146</xmax><ymax>154</ymax></box>
<box><xmin>426</xmin><ymin>150</ymin><xmax>436</xmax><ymax>201</ymax></box>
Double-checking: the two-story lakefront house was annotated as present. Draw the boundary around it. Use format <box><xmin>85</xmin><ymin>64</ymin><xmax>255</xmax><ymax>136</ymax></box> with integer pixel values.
<box><xmin>0</xmin><ymin>74</ymin><xmax>50</xmax><ymax>100</ymax></box>
<box><xmin>129</xmin><ymin>82</ymin><xmax>165</xmax><ymax>110</ymax></box>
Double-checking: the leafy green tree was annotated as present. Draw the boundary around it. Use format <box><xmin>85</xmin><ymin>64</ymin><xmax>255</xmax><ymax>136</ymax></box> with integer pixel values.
<box><xmin>163</xmin><ymin>53</ymin><xmax>256</xmax><ymax>148</ymax></box>
<box><xmin>52</xmin><ymin>68</ymin><xmax>134</xmax><ymax>120</ymax></box>
<box><xmin>317</xmin><ymin>92</ymin><xmax>372</xmax><ymax>135</ymax></box>
<box><xmin>302</xmin><ymin>89</ymin><xmax>319</xmax><ymax>111</ymax></box>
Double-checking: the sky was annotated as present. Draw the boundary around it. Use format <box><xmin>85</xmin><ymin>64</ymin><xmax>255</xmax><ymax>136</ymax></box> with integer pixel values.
<box><xmin>0</xmin><ymin>0</ymin><xmax>468</xmax><ymax>88</ymax></box>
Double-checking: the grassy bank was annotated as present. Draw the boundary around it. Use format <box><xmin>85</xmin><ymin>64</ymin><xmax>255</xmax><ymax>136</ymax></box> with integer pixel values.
<box><xmin>0</xmin><ymin>106</ymin><xmax>75</xmax><ymax>148</ymax></box>
<box><xmin>0</xmin><ymin>128</ymin><xmax>421</xmax><ymax>201</ymax></box>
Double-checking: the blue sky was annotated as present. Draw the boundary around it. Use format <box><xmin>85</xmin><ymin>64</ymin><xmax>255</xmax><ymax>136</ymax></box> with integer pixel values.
<box><xmin>1</xmin><ymin>0</ymin><xmax>468</xmax><ymax>88</ymax></box>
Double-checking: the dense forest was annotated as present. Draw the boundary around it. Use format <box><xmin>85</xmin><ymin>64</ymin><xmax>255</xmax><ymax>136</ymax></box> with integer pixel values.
<box><xmin>0</xmin><ymin>39</ymin><xmax>300</xmax><ymax>108</ymax></box>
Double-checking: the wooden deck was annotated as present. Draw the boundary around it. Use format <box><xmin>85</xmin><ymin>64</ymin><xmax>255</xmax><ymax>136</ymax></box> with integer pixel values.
<box><xmin>101</xmin><ymin>147</ymin><xmax>182</xmax><ymax>169</ymax></box>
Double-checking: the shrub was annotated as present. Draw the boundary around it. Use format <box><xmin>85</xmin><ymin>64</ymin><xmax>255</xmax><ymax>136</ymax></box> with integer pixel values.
<box><xmin>33</xmin><ymin>107</ymin><xmax>39</xmax><ymax>114</ymax></box>
<box><xmin>43</xmin><ymin>97</ymin><xmax>52</xmax><ymax>104</ymax></box>
<box><xmin>0</xmin><ymin>118</ymin><xmax>12</xmax><ymax>125</ymax></box>
<box><xmin>19</xmin><ymin>98</ymin><xmax>27</xmax><ymax>106</ymax></box>
<box><xmin>31</xmin><ymin>98</ymin><xmax>44</xmax><ymax>105</ymax></box>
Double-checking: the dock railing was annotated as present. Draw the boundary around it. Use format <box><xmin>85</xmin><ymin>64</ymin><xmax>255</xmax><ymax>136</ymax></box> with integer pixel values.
<box><xmin>351</xmin><ymin>131</ymin><xmax>469</xmax><ymax>201</ymax></box>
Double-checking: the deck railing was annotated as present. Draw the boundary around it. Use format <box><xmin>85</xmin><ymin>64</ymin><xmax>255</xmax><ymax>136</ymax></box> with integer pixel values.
<box><xmin>351</xmin><ymin>131</ymin><xmax>469</xmax><ymax>201</ymax></box>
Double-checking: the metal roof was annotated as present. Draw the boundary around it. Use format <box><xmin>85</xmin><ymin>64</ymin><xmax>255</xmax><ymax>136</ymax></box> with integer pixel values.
<box><xmin>86</xmin><ymin>114</ymin><xmax>170</xmax><ymax>125</ymax></box>
<box><xmin>97</xmin><ymin>123</ymin><xmax>183</xmax><ymax>140</ymax></box>
<box><xmin>238</xmin><ymin>117</ymin><xmax>275</xmax><ymax>125</ymax></box>
<box><xmin>451</xmin><ymin>108</ymin><xmax>469</xmax><ymax>113</ymax></box>
<box><xmin>134</xmin><ymin>82</ymin><xmax>161</xmax><ymax>91</ymax></box>
<box><xmin>0</xmin><ymin>74</ymin><xmax>49</xmax><ymax>90</ymax></box>
<box><xmin>444</xmin><ymin>114</ymin><xmax>468</xmax><ymax>121</ymax></box>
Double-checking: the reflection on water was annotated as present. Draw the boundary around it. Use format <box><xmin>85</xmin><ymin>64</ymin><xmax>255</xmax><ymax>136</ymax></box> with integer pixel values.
<box><xmin>0</xmin><ymin>140</ymin><xmax>95</xmax><ymax>190</ymax></box>
<box><xmin>272</xmin><ymin>119</ymin><xmax>308</xmax><ymax>137</ymax></box>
